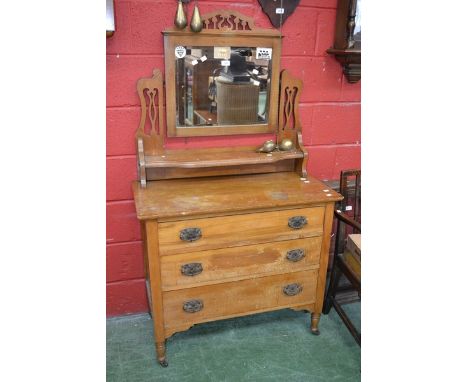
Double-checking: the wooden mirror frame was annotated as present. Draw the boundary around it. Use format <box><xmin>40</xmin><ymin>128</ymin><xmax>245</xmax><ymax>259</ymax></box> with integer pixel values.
<box><xmin>163</xmin><ymin>10</ymin><xmax>282</xmax><ymax>137</ymax></box>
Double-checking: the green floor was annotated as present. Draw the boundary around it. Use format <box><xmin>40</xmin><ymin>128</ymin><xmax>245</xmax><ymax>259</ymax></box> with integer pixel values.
<box><xmin>107</xmin><ymin>303</ymin><xmax>360</xmax><ymax>382</ymax></box>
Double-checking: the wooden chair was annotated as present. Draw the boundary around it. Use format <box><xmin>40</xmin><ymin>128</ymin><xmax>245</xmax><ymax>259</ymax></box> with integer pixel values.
<box><xmin>323</xmin><ymin>169</ymin><xmax>361</xmax><ymax>346</ymax></box>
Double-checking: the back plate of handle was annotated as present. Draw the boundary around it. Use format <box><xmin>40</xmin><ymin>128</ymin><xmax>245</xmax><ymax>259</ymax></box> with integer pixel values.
<box><xmin>181</xmin><ymin>262</ymin><xmax>203</xmax><ymax>276</ymax></box>
<box><xmin>283</xmin><ymin>283</ymin><xmax>303</xmax><ymax>296</ymax></box>
<box><xmin>180</xmin><ymin>227</ymin><xmax>202</xmax><ymax>242</ymax></box>
<box><xmin>288</xmin><ymin>216</ymin><xmax>308</xmax><ymax>229</ymax></box>
<box><xmin>183</xmin><ymin>299</ymin><xmax>204</xmax><ymax>313</ymax></box>
<box><xmin>286</xmin><ymin>248</ymin><xmax>305</xmax><ymax>262</ymax></box>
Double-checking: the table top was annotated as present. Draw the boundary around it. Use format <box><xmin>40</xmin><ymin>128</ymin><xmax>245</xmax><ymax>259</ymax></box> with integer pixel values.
<box><xmin>133</xmin><ymin>172</ymin><xmax>342</xmax><ymax>220</ymax></box>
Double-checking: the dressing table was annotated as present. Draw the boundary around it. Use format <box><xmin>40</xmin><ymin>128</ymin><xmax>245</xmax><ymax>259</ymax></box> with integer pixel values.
<box><xmin>131</xmin><ymin>10</ymin><xmax>342</xmax><ymax>367</ymax></box>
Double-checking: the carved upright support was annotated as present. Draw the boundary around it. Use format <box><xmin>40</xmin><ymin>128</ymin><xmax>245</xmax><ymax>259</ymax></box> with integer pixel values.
<box><xmin>278</xmin><ymin>70</ymin><xmax>308</xmax><ymax>178</ymax></box>
<box><xmin>135</xmin><ymin>69</ymin><xmax>166</xmax><ymax>187</ymax></box>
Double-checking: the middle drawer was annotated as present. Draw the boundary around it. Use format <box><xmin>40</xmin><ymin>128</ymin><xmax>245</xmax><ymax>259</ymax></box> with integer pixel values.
<box><xmin>160</xmin><ymin>237</ymin><xmax>322</xmax><ymax>291</ymax></box>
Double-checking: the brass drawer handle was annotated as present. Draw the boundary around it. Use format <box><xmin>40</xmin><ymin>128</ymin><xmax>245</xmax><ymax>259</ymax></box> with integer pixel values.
<box><xmin>288</xmin><ymin>216</ymin><xmax>308</xmax><ymax>229</ymax></box>
<box><xmin>286</xmin><ymin>248</ymin><xmax>305</xmax><ymax>262</ymax></box>
<box><xmin>183</xmin><ymin>299</ymin><xmax>204</xmax><ymax>313</ymax></box>
<box><xmin>283</xmin><ymin>283</ymin><xmax>303</xmax><ymax>296</ymax></box>
<box><xmin>180</xmin><ymin>227</ymin><xmax>202</xmax><ymax>242</ymax></box>
<box><xmin>181</xmin><ymin>262</ymin><xmax>203</xmax><ymax>276</ymax></box>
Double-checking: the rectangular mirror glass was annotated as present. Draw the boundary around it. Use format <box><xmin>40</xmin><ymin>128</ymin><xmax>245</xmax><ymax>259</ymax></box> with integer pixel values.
<box><xmin>175</xmin><ymin>46</ymin><xmax>273</xmax><ymax>129</ymax></box>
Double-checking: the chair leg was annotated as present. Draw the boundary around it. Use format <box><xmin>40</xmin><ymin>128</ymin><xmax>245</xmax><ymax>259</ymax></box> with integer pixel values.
<box><xmin>323</xmin><ymin>261</ymin><xmax>342</xmax><ymax>314</ymax></box>
<box><xmin>332</xmin><ymin>299</ymin><xmax>361</xmax><ymax>346</ymax></box>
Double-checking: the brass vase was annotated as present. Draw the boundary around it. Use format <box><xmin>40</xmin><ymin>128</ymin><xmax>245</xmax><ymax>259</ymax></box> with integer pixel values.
<box><xmin>174</xmin><ymin>0</ymin><xmax>187</xmax><ymax>29</ymax></box>
<box><xmin>190</xmin><ymin>3</ymin><xmax>203</xmax><ymax>33</ymax></box>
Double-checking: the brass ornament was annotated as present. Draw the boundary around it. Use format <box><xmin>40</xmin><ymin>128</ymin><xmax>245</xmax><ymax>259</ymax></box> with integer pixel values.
<box><xmin>190</xmin><ymin>3</ymin><xmax>203</xmax><ymax>33</ymax></box>
<box><xmin>256</xmin><ymin>140</ymin><xmax>276</xmax><ymax>153</ymax></box>
<box><xmin>174</xmin><ymin>0</ymin><xmax>187</xmax><ymax>29</ymax></box>
<box><xmin>278</xmin><ymin>138</ymin><xmax>294</xmax><ymax>151</ymax></box>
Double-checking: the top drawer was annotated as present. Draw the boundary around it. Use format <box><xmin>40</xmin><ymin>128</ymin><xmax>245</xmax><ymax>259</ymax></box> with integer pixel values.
<box><xmin>158</xmin><ymin>207</ymin><xmax>325</xmax><ymax>255</ymax></box>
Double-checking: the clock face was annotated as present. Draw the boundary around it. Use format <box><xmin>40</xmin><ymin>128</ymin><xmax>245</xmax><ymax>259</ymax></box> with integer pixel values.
<box><xmin>257</xmin><ymin>0</ymin><xmax>300</xmax><ymax>29</ymax></box>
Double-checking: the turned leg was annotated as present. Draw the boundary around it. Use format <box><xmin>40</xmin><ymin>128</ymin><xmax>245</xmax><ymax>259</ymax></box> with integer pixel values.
<box><xmin>311</xmin><ymin>313</ymin><xmax>321</xmax><ymax>335</ymax></box>
<box><xmin>156</xmin><ymin>342</ymin><xmax>168</xmax><ymax>367</ymax></box>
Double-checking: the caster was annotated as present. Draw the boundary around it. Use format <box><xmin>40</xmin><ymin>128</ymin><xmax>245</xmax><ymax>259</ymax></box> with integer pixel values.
<box><xmin>159</xmin><ymin>359</ymin><xmax>169</xmax><ymax>367</ymax></box>
<box><xmin>311</xmin><ymin>328</ymin><xmax>320</xmax><ymax>336</ymax></box>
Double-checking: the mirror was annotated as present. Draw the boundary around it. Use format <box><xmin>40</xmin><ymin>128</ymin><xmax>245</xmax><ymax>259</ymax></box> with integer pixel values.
<box><xmin>175</xmin><ymin>46</ymin><xmax>273</xmax><ymax>128</ymax></box>
<box><xmin>163</xmin><ymin>12</ymin><xmax>281</xmax><ymax>137</ymax></box>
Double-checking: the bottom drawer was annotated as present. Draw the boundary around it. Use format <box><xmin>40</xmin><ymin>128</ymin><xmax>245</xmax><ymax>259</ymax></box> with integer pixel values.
<box><xmin>163</xmin><ymin>269</ymin><xmax>318</xmax><ymax>332</ymax></box>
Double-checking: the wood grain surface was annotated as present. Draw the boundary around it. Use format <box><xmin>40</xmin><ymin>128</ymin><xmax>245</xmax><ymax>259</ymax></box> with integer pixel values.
<box><xmin>163</xmin><ymin>269</ymin><xmax>318</xmax><ymax>334</ymax></box>
<box><xmin>160</xmin><ymin>237</ymin><xmax>322</xmax><ymax>290</ymax></box>
<box><xmin>133</xmin><ymin>172</ymin><xmax>342</xmax><ymax>220</ymax></box>
<box><xmin>158</xmin><ymin>207</ymin><xmax>324</xmax><ymax>255</ymax></box>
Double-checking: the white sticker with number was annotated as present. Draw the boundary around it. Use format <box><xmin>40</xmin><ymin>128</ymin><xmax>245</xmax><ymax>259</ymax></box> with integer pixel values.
<box><xmin>253</xmin><ymin>80</ymin><xmax>260</xmax><ymax>86</ymax></box>
<box><xmin>252</xmin><ymin>68</ymin><xmax>259</xmax><ymax>75</ymax></box>
<box><xmin>175</xmin><ymin>46</ymin><xmax>186</xmax><ymax>59</ymax></box>
<box><xmin>191</xmin><ymin>59</ymin><xmax>198</xmax><ymax>66</ymax></box>
<box><xmin>345</xmin><ymin>205</ymin><xmax>353</xmax><ymax>211</ymax></box>
<box><xmin>276</xmin><ymin>8</ymin><xmax>285</xmax><ymax>14</ymax></box>
<box><xmin>221</xmin><ymin>60</ymin><xmax>230</xmax><ymax>66</ymax></box>
<box><xmin>256</xmin><ymin>47</ymin><xmax>272</xmax><ymax>60</ymax></box>
<box><xmin>200</xmin><ymin>55</ymin><xmax>207</xmax><ymax>62</ymax></box>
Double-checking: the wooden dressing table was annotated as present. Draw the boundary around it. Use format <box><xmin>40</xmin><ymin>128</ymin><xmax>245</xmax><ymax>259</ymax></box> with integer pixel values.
<box><xmin>132</xmin><ymin>11</ymin><xmax>342</xmax><ymax>367</ymax></box>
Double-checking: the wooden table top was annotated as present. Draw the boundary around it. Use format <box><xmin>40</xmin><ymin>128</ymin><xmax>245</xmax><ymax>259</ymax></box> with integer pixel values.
<box><xmin>133</xmin><ymin>172</ymin><xmax>343</xmax><ymax>220</ymax></box>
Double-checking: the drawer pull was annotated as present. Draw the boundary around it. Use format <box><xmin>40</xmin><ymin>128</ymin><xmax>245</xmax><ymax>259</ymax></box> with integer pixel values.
<box><xmin>180</xmin><ymin>262</ymin><xmax>203</xmax><ymax>276</ymax></box>
<box><xmin>288</xmin><ymin>216</ymin><xmax>308</xmax><ymax>229</ymax></box>
<box><xmin>183</xmin><ymin>299</ymin><xmax>204</xmax><ymax>313</ymax></box>
<box><xmin>283</xmin><ymin>283</ymin><xmax>303</xmax><ymax>296</ymax></box>
<box><xmin>180</xmin><ymin>227</ymin><xmax>202</xmax><ymax>242</ymax></box>
<box><xmin>286</xmin><ymin>248</ymin><xmax>305</xmax><ymax>262</ymax></box>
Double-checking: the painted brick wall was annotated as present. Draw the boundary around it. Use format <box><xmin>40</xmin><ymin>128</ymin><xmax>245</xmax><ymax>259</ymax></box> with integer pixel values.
<box><xmin>106</xmin><ymin>0</ymin><xmax>361</xmax><ymax>316</ymax></box>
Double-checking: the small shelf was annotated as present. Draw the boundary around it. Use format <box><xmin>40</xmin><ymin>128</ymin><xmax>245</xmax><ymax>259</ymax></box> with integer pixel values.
<box><xmin>145</xmin><ymin>146</ymin><xmax>303</xmax><ymax>169</ymax></box>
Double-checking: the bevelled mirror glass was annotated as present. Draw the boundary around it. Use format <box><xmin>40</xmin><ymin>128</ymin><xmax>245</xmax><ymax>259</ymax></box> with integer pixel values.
<box><xmin>176</xmin><ymin>46</ymin><xmax>272</xmax><ymax>129</ymax></box>
<box><xmin>163</xmin><ymin>13</ymin><xmax>281</xmax><ymax>137</ymax></box>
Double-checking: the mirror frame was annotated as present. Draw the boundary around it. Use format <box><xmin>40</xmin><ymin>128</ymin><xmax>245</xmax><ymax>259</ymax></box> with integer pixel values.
<box><xmin>163</xmin><ymin>11</ymin><xmax>282</xmax><ymax>137</ymax></box>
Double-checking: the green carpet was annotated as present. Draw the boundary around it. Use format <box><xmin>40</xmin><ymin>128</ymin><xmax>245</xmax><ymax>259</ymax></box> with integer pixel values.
<box><xmin>107</xmin><ymin>303</ymin><xmax>360</xmax><ymax>382</ymax></box>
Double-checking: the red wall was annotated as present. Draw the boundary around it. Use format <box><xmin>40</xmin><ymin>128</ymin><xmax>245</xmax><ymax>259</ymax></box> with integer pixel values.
<box><xmin>106</xmin><ymin>0</ymin><xmax>361</xmax><ymax>316</ymax></box>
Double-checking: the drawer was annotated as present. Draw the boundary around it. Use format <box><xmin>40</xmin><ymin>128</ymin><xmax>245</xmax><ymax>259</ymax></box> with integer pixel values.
<box><xmin>158</xmin><ymin>207</ymin><xmax>325</xmax><ymax>255</ymax></box>
<box><xmin>163</xmin><ymin>269</ymin><xmax>318</xmax><ymax>330</ymax></box>
<box><xmin>160</xmin><ymin>237</ymin><xmax>322</xmax><ymax>290</ymax></box>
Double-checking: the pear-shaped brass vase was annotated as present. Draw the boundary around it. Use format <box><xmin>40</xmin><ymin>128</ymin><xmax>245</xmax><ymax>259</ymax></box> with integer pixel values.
<box><xmin>174</xmin><ymin>0</ymin><xmax>187</xmax><ymax>29</ymax></box>
<box><xmin>190</xmin><ymin>4</ymin><xmax>203</xmax><ymax>33</ymax></box>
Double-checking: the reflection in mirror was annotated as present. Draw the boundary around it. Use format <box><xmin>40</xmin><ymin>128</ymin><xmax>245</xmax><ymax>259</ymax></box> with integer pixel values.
<box><xmin>175</xmin><ymin>46</ymin><xmax>272</xmax><ymax>128</ymax></box>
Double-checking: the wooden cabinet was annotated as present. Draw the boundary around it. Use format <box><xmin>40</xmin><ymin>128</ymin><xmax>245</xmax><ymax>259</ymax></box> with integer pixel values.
<box><xmin>133</xmin><ymin>172</ymin><xmax>341</xmax><ymax>366</ymax></box>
